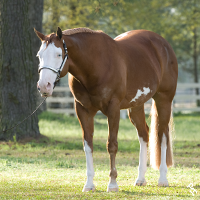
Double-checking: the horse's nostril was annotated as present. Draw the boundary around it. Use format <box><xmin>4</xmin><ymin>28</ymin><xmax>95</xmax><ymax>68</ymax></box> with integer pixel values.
<box><xmin>46</xmin><ymin>82</ymin><xmax>51</xmax><ymax>90</ymax></box>
<box><xmin>37</xmin><ymin>87</ymin><xmax>40</xmax><ymax>91</ymax></box>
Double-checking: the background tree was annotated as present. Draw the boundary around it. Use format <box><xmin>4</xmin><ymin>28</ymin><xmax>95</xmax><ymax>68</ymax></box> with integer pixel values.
<box><xmin>0</xmin><ymin>0</ymin><xmax>44</xmax><ymax>141</ymax></box>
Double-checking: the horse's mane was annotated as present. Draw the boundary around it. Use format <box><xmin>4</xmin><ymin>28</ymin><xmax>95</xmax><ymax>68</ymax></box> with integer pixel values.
<box><xmin>44</xmin><ymin>28</ymin><xmax>103</xmax><ymax>45</ymax></box>
<box><xmin>62</xmin><ymin>27</ymin><xmax>102</xmax><ymax>35</ymax></box>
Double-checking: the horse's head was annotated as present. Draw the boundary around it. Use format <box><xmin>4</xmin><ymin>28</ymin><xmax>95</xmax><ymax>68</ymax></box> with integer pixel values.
<box><xmin>35</xmin><ymin>27</ymin><xmax>69</xmax><ymax>97</ymax></box>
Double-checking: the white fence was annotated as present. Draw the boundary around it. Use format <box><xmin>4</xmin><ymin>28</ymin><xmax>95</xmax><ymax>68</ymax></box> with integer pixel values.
<box><xmin>173</xmin><ymin>83</ymin><xmax>200</xmax><ymax>112</ymax></box>
<box><xmin>46</xmin><ymin>83</ymin><xmax>200</xmax><ymax>116</ymax></box>
<box><xmin>46</xmin><ymin>87</ymin><xmax>76</xmax><ymax>115</ymax></box>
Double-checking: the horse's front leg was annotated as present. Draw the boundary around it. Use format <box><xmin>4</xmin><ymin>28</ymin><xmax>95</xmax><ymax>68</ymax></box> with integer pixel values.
<box><xmin>106</xmin><ymin>99</ymin><xmax>120</xmax><ymax>192</ymax></box>
<box><xmin>75</xmin><ymin>101</ymin><xmax>97</xmax><ymax>192</ymax></box>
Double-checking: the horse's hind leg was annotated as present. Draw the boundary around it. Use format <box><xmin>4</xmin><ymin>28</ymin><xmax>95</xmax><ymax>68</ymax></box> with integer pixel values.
<box><xmin>75</xmin><ymin>101</ymin><xmax>97</xmax><ymax>192</ymax></box>
<box><xmin>106</xmin><ymin>99</ymin><xmax>121</xmax><ymax>192</ymax></box>
<box><xmin>128</xmin><ymin>105</ymin><xmax>149</xmax><ymax>186</ymax></box>
<box><xmin>151</xmin><ymin>93</ymin><xmax>173</xmax><ymax>187</ymax></box>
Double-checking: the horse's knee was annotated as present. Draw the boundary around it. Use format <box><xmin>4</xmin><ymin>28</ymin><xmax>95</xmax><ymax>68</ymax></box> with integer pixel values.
<box><xmin>106</xmin><ymin>140</ymin><xmax>118</xmax><ymax>154</ymax></box>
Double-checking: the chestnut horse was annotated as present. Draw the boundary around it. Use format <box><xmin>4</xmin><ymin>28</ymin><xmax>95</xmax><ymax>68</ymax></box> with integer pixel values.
<box><xmin>35</xmin><ymin>27</ymin><xmax>178</xmax><ymax>192</ymax></box>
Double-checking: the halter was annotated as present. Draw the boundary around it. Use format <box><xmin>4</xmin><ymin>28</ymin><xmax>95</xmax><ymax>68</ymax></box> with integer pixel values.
<box><xmin>38</xmin><ymin>39</ymin><xmax>68</xmax><ymax>87</ymax></box>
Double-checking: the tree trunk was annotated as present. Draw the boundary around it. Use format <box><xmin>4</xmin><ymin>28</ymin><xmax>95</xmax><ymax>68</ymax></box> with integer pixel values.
<box><xmin>28</xmin><ymin>0</ymin><xmax>46</xmax><ymax>112</ymax></box>
<box><xmin>0</xmin><ymin>0</ymin><xmax>44</xmax><ymax>141</ymax></box>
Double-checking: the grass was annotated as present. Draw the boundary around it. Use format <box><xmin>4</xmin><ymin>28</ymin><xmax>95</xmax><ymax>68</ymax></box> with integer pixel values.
<box><xmin>0</xmin><ymin>112</ymin><xmax>200</xmax><ymax>199</ymax></box>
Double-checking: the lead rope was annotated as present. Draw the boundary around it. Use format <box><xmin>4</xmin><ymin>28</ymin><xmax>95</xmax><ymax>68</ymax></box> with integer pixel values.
<box><xmin>2</xmin><ymin>79</ymin><xmax>60</xmax><ymax>133</ymax></box>
<box><xmin>1</xmin><ymin>97</ymin><xmax>47</xmax><ymax>133</ymax></box>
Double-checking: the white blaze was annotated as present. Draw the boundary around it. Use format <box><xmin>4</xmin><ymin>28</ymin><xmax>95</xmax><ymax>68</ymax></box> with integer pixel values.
<box><xmin>130</xmin><ymin>87</ymin><xmax>150</xmax><ymax>103</ymax></box>
<box><xmin>37</xmin><ymin>42</ymin><xmax>63</xmax><ymax>96</ymax></box>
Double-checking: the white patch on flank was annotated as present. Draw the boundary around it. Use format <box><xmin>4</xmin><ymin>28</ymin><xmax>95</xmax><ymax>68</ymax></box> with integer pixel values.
<box><xmin>158</xmin><ymin>134</ymin><xmax>169</xmax><ymax>186</ymax></box>
<box><xmin>130</xmin><ymin>87</ymin><xmax>151</xmax><ymax>103</ymax></box>
<box><xmin>83</xmin><ymin>140</ymin><xmax>95</xmax><ymax>192</ymax></box>
<box><xmin>114</xmin><ymin>31</ymin><xmax>131</xmax><ymax>40</ymax></box>
<box><xmin>135</xmin><ymin>137</ymin><xmax>147</xmax><ymax>186</ymax></box>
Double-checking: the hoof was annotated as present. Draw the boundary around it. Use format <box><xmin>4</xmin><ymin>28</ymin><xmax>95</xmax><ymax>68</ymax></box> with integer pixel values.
<box><xmin>82</xmin><ymin>185</ymin><xmax>95</xmax><ymax>192</ymax></box>
<box><xmin>158</xmin><ymin>180</ymin><xmax>169</xmax><ymax>187</ymax></box>
<box><xmin>107</xmin><ymin>186</ymin><xmax>119</xmax><ymax>192</ymax></box>
<box><xmin>107</xmin><ymin>182</ymin><xmax>119</xmax><ymax>192</ymax></box>
<box><xmin>135</xmin><ymin>179</ymin><xmax>147</xmax><ymax>186</ymax></box>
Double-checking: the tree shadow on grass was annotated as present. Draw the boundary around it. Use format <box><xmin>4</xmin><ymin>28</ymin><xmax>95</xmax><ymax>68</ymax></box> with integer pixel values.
<box><xmin>2</xmin><ymin>134</ymin><xmax>140</xmax><ymax>153</ymax></box>
<box><xmin>121</xmin><ymin>184</ymin><xmax>200</xmax><ymax>198</ymax></box>
<box><xmin>0</xmin><ymin>134</ymin><xmax>140</xmax><ymax>169</ymax></box>
<box><xmin>121</xmin><ymin>189</ymin><xmax>195</xmax><ymax>198</ymax></box>
<box><xmin>38</xmin><ymin>111</ymin><xmax>139</xmax><ymax>133</ymax></box>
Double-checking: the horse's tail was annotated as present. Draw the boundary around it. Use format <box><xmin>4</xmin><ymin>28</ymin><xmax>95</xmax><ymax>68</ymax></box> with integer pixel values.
<box><xmin>166</xmin><ymin>114</ymin><xmax>174</xmax><ymax>168</ymax></box>
<box><xmin>149</xmin><ymin>99</ymin><xmax>174</xmax><ymax>170</ymax></box>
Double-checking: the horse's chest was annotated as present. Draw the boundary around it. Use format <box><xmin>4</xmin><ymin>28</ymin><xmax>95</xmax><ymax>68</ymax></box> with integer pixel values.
<box><xmin>69</xmin><ymin>75</ymin><xmax>124</xmax><ymax>112</ymax></box>
<box><xmin>77</xmin><ymin>90</ymin><xmax>110</xmax><ymax>107</ymax></box>
<box><xmin>71</xmin><ymin>85</ymin><xmax>112</xmax><ymax>113</ymax></box>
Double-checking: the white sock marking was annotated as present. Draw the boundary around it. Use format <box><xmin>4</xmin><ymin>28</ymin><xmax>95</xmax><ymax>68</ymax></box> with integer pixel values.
<box><xmin>130</xmin><ymin>87</ymin><xmax>150</xmax><ymax>103</ymax></box>
<box><xmin>84</xmin><ymin>140</ymin><xmax>95</xmax><ymax>189</ymax></box>
<box><xmin>137</xmin><ymin>137</ymin><xmax>147</xmax><ymax>180</ymax></box>
<box><xmin>159</xmin><ymin>134</ymin><xmax>168</xmax><ymax>185</ymax></box>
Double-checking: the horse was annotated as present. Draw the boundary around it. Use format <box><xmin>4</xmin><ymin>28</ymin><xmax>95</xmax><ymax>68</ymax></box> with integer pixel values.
<box><xmin>35</xmin><ymin>27</ymin><xmax>178</xmax><ymax>192</ymax></box>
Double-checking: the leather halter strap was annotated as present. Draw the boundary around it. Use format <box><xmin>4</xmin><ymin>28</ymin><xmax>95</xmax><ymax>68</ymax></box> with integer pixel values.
<box><xmin>38</xmin><ymin>39</ymin><xmax>68</xmax><ymax>87</ymax></box>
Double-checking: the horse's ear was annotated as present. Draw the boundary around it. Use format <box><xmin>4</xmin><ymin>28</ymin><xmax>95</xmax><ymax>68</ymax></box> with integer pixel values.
<box><xmin>56</xmin><ymin>27</ymin><xmax>62</xmax><ymax>40</ymax></box>
<box><xmin>34</xmin><ymin>28</ymin><xmax>45</xmax><ymax>41</ymax></box>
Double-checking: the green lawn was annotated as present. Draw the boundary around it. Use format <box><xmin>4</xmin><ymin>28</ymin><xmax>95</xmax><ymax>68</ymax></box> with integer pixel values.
<box><xmin>0</xmin><ymin>112</ymin><xmax>200</xmax><ymax>199</ymax></box>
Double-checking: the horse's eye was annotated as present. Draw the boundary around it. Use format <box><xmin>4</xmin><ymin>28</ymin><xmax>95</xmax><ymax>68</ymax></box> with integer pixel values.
<box><xmin>58</xmin><ymin>54</ymin><xmax>62</xmax><ymax>57</ymax></box>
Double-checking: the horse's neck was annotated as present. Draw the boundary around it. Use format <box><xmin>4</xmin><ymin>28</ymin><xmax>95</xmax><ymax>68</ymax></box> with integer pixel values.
<box><xmin>66</xmin><ymin>33</ymin><xmax>110</xmax><ymax>88</ymax></box>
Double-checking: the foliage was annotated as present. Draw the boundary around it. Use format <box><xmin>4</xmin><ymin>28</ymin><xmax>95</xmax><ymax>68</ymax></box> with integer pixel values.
<box><xmin>0</xmin><ymin>112</ymin><xmax>200</xmax><ymax>199</ymax></box>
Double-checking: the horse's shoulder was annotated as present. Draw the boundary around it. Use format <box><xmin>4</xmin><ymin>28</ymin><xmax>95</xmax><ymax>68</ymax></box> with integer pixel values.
<box><xmin>68</xmin><ymin>74</ymin><xmax>93</xmax><ymax>108</ymax></box>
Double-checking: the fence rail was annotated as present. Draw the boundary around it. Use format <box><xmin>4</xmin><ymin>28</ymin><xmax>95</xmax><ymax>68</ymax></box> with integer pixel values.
<box><xmin>46</xmin><ymin>83</ymin><xmax>200</xmax><ymax>116</ymax></box>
